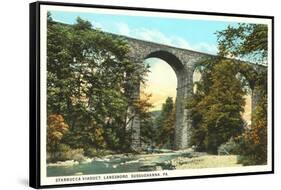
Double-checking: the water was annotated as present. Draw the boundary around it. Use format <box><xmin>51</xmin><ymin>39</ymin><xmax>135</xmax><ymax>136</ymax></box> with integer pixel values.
<box><xmin>47</xmin><ymin>152</ymin><xmax>187</xmax><ymax>177</ymax></box>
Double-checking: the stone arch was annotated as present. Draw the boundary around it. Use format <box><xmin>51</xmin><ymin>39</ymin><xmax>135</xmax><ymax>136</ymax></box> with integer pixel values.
<box><xmin>145</xmin><ymin>50</ymin><xmax>185</xmax><ymax>76</ymax></box>
<box><xmin>128</xmin><ymin>49</ymin><xmax>193</xmax><ymax>150</ymax></box>
<box><xmin>235</xmin><ymin>63</ymin><xmax>265</xmax><ymax>126</ymax></box>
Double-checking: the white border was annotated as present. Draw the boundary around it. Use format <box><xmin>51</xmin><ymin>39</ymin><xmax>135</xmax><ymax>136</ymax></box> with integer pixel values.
<box><xmin>40</xmin><ymin>4</ymin><xmax>273</xmax><ymax>186</ymax></box>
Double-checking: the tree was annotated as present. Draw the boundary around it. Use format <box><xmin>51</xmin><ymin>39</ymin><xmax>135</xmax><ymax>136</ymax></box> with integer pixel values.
<box><xmin>217</xmin><ymin>23</ymin><xmax>268</xmax><ymax>64</ymax></box>
<box><xmin>216</xmin><ymin>23</ymin><xmax>268</xmax><ymax>164</ymax></box>
<box><xmin>47</xmin><ymin>14</ymin><xmax>150</xmax><ymax>154</ymax></box>
<box><xmin>73</xmin><ymin>17</ymin><xmax>92</xmax><ymax>30</ymax></box>
<box><xmin>138</xmin><ymin>92</ymin><xmax>155</xmax><ymax>147</ymax></box>
<box><xmin>155</xmin><ymin>97</ymin><xmax>175</xmax><ymax>148</ymax></box>
<box><xmin>189</xmin><ymin>58</ymin><xmax>246</xmax><ymax>154</ymax></box>
<box><xmin>47</xmin><ymin>114</ymin><xmax>69</xmax><ymax>157</ymax></box>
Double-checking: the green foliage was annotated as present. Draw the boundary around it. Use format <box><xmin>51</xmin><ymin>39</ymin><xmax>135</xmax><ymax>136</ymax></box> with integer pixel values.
<box><xmin>190</xmin><ymin>23</ymin><xmax>268</xmax><ymax>155</ymax></box>
<box><xmin>217</xmin><ymin>23</ymin><xmax>268</xmax><ymax>165</ymax></box>
<box><xmin>155</xmin><ymin>97</ymin><xmax>175</xmax><ymax>148</ymax></box>
<box><xmin>189</xmin><ymin>23</ymin><xmax>268</xmax><ymax>164</ymax></box>
<box><xmin>217</xmin><ymin>23</ymin><xmax>268</xmax><ymax>64</ymax></box>
<box><xmin>47</xmin><ymin>144</ymin><xmax>85</xmax><ymax>162</ymax></box>
<box><xmin>84</xmin><ymin>147</ymin><xmax>111</xmax><ymax>158</ymax></box>
<box><xmin>46</xmin><ymin>14</ymin><xmax>150</xmax><ymax>160</ymax></box>
<box><xmin>140</xmin><ymin>117</ymin><xmax>155</xmax><ymax>146</ymax></box>
<box><xmin>138</xmin><ymin>93</ymin><xmax>155</xmax><ymax>146</ymax></box>
<box><xmin>189</xmin><ymin>58</ymin><xmax>246</xmax><ymax>154</ymax></box>
<box><xmin>103</xmin><ymin>124</ymin><xmax>122</xmax><ymax>150</ymax></box>
<box><xmin>73</xmin><ymin>17</ymin><xmax>92</xmax><ymax>30</ymax></box>
<box><xmin>217</xmin><ymin>138</ymin><xmax>239</xmax><ymax>155</ymax></box>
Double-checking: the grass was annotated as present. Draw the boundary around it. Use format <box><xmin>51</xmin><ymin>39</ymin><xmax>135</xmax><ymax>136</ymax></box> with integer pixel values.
<box><xmin>172</xmin><ymin>155</ymin><xmax>242</xmax><ymax>169</ymax></box>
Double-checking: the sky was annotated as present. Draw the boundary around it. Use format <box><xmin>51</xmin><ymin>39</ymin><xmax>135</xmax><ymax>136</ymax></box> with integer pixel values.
<box><xmin>142</xmin><ymin>58</ymin><xmax>177</xmax><ymax>110</ymax></box>
<box><xmin>49</xmin><ymin>10</ymin><xmax>248</xmax><ymax>113</ymax></box>
<box><xmin>50</xmin><ymin>10</ymin><xmax>239</xmax><ymax>54</ymax></box>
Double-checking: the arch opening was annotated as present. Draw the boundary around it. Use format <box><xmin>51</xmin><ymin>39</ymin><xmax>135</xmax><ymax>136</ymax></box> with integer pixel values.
<box><xmin>142</xmin><ymin>58</ymin><xmax>177</xmax><ymax>111</ymax></box>
<box><xmin>129</xmin><ymin>50</ymin><xmax>192</xmax><ymax>151</ymax></box>
<box><xmin>136</xmin><ymin>50</ymin><xmax>187</xmax><ymax>150</ymax></box>
<box><xmin>140</xmin><ymin>57</ymin><xmax>177</xmax><ymax>149</ymax></box>
<box><xmin>193</xmin><ymin>68</ymin><xmax>202</xmax><ymax>94</ymax></box>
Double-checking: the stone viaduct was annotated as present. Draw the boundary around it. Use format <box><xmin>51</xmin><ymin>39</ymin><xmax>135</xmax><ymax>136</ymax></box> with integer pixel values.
<box><xmin>119</xmin><ymin>35</ymin><xmax>266</xmax><ymax>151</ymax></box>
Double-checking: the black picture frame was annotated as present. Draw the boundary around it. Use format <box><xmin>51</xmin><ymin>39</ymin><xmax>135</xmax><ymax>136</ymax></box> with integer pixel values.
<box><xmin>30</xmin><ymin>1</ymin><xmax>274</xmax><ymax>188</ymax></box>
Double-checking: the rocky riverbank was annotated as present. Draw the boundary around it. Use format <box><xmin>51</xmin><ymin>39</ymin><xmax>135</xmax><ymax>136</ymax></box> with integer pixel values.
<box><xmin>47</xmin><ymin>149</ymin><xmax>242</xmax><ymax>171</ymax></box>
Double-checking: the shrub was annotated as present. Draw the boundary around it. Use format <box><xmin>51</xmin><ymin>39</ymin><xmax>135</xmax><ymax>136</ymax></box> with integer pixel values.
<box><xmin>65</xmin><ymin>148</ymin><xmax>85</xmax><ymax>162</ymax></box>
<box><xmin>235</xmin><ymin>132</ymin><xmax>267</xmax><ymax>166</ymax></box>
<box><xmin>237</xmin><ymin>155</ymin><xmax>259</xmax><ymax>166</ymax></box>
<box><xmin>84</xmin><ymin>147</ymin><xmax>114</xmax><ymax>158</ymax></box>
<box><xmin>84</xmin><ymin>148</ymin><xmax>99</xmax><ymax>158</ymax></box>
<box><xmin>217</xmin><ymin>138</ymin><xmax>239</xmax><ymax>155</ymax></box>
<box><xmin>48</xmin><ymin>144</ymin><xmax>86</xmax><ymax>162</ymax></box>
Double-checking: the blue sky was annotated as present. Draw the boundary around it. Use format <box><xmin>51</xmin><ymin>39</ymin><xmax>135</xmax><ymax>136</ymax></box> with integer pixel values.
<box><xmin>50</xmin><ymin>10</ymin><xmax>239</xmax><ymax>55</ymax></box>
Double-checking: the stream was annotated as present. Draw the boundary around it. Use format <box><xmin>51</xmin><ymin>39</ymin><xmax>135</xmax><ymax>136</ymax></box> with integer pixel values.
<box><xmin>47</xmin><ymin>151</ymin><xmax>192</xmax><ymax>177</ymax></box>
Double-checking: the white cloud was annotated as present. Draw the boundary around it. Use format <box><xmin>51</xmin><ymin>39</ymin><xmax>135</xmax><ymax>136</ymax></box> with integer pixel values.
<box><xmin>193</xmin><ymin>42</ymin><xmax>218</xmax><ymax>54</ymax></box>
<box><xmin>172</xmin><ymin>37</ymin><xmax>192</xmax><ymax>49</ymax></box>
<box><xmin>91</xmin><ymin>21</ymin><xmax>105</xmax><ymax>30</ymax></box>
<box><xmin>130</xmin><ymin>27</ymin><xmax>192</xmax><ymax>49</ymax></box>
<box><xmin>111</xmin><ymin>22</ymin><xmax>217</xmax><ymax>54</ymax></box>
<box><xmin>115</xmin><ymin>22</ymin><xmax>130</xmax><ymax>36</ymax></box>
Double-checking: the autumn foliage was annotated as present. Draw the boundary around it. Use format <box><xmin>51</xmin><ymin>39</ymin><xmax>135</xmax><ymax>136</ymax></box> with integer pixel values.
<box><xmin>47</xmin><ymin>114</ymin><xmax>69</xmax><ymax>153</ymax></box>
<box><xmin>235</xmin><ymin>95</ymin><xmax>267</xmax><ymax>165</ymax></box>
